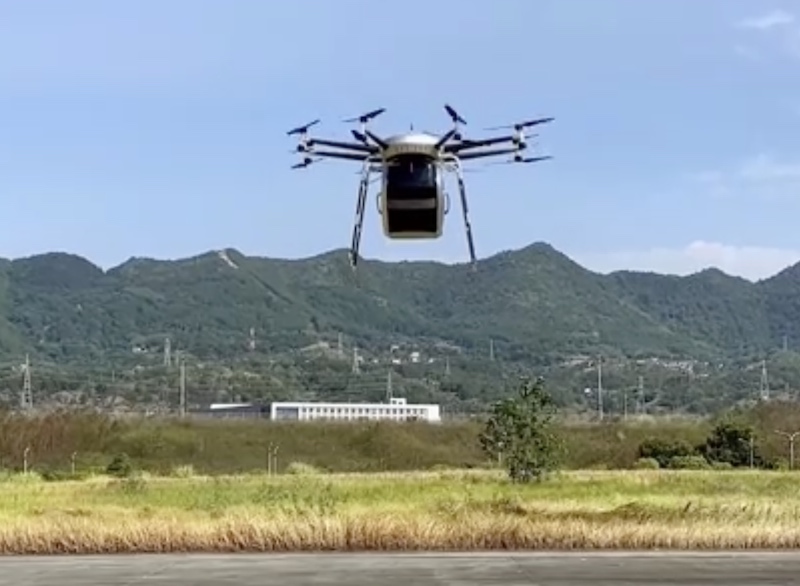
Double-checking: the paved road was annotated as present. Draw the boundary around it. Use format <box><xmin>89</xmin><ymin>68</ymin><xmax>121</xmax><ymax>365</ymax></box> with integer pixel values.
<box><xmin>2</xmin><ymin>552</ymin><xmax>800</xmax><ymax>585</ymax></box>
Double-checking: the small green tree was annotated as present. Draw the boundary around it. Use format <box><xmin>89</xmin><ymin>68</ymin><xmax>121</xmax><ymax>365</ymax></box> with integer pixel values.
<box><xmin>479</xmin><ymin>376</ymin><xmax>563</xmax><ymax>483</ymax></box>
<box><xmin>701</xmin><ymin>418</ymin><xmax>763</xmax><ymax>468</ymax></box>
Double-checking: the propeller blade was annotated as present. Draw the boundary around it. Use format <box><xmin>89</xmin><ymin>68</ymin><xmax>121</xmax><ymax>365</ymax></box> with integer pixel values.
<box><xmin>484</xmin><ymin>117</ymin><xmax>555</xmax><ymax>131</ymax></box>
<box><xmin>343</xmin><ymin>108</ymin><xmax>386</xmax><ymax>124</ymax></box>
<box><xmin>351</xmin><ymin>130</ymin><xmax>369</xmax><ymax>144</ymax></box>
<box><xmin>484</xmin><ymin>155</ymin><xmax>553</xmax><ymax>166</ymax></box>
<box><xmin>287</xmin><ymin>119</ymin><xmax>320</xmax><ymax>136</ymax></box>
<box><xmin>444</xmin><ymin>104</ymin><xmax>467</xmax><ymax>125</ymax></box>
<box><xmin>291</xmin><ymin>156</ymin><xmax>322</xmax><ymax>169</ymax></box>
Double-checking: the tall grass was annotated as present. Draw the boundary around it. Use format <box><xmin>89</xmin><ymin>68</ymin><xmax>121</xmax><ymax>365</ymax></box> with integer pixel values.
<box><xmin>0</xmin><ymin>400</ymin><xmax>798</xmax><ymax>475</ymax></box>
<box><xmin>1</xmin><ymin>469</ymin><xmax>800</xmax><ymax>553</ymax></box>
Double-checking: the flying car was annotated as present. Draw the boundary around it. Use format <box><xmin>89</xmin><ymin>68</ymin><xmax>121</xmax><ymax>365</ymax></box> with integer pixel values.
<box><xmin>287</xmin><ymin>104</ymin><xmax>554</xmax><ymax>270</ymax></box>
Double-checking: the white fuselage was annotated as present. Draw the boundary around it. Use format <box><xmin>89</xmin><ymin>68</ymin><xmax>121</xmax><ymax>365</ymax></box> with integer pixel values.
<box><xmin>376</xmin><ymin>133</ymin><xmax>449</xmax><ymax>240</ymax></box>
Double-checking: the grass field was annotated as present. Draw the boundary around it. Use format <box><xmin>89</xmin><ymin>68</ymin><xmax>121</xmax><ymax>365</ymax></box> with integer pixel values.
<box><xmin>1</xmin><ymin>468</ymin><xmax>799</xmax><ymax>553</ymax></box>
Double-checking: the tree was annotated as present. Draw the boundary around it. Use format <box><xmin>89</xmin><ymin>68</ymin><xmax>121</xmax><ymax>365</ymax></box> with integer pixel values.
<box><xmin>479</xmin><ymin>376</ymin><xmax>563</xmax><ymax>483</ymax></box>
<box><xmin>700</xmin><ymin>418</ymin><xmax>763</xmax><ymax>468</ymax></box>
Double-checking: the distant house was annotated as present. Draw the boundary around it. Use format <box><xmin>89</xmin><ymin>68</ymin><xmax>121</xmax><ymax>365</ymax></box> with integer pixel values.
<box><xmin>269</xmin><ymin>397</ymin><xmax>441</xmax><ymax>423</ymax></box>
<box><xmin>191</xmin><ymin>402</ymin><xmax>267</xmax><ymax>419</ymax></box>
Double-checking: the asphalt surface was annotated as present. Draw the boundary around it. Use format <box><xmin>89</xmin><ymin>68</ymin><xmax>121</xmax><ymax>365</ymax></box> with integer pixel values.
<box><xmin>1</xmin><ymin>552</ymin><xmax>800</xmax><ymax>585</ymax></box>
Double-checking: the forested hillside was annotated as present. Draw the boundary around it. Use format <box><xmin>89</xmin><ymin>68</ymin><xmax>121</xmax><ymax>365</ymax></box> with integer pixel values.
<box><xmin>0</xmin><ymin>242</ymin><xmax>798</xmax><ymax>414</ymax></box>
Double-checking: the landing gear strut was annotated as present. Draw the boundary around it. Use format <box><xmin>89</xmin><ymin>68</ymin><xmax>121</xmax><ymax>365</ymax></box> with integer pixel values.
<box><xmin>349</xmin><ymin>164</ymin><xmax>372</xmax><ymax>270</ymax></box>
<box><xmin>453</xmin><ymin>163</ymin><xmax>477</xmax><ymax>270</ymax></box>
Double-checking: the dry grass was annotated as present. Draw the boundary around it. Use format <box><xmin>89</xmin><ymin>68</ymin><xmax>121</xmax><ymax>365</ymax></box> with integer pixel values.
<box><xmin>1</xmin><ymin>468</ymin><xmax>800</xmax><ymax>553</ymax></box>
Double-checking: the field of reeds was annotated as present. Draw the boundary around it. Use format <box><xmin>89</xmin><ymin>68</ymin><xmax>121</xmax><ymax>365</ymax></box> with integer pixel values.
<box><xmin>2</xmin><ymin>468</ymin><xmax>800</xmax><ymax>553</ymax></box>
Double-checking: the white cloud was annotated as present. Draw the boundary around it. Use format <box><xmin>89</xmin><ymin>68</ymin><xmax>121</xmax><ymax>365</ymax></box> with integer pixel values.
<box><xmin>574</xmin><ymin>241</ymin><xmax>800</xmax><ymax>281</ymax></box>
<box><xmin>735</xmin><ymin>10</ymin><xmax>800</xmax><ymax>61</ymax></box>
<box><xmin>737</xmin><ymin>10</ymin><xmax>795</xmax><ymax>30</ymax></box>
<box><xmin>692</xmin><ymin>153</ymin><xmax>800</xmax><ymax>200</ymax></box>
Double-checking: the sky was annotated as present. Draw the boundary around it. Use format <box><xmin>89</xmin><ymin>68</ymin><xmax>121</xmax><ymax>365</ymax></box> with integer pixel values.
<box><xmin>0</xmin><ymin>0</ymin><xmax>799</xmax><ymax>281</ymax></box>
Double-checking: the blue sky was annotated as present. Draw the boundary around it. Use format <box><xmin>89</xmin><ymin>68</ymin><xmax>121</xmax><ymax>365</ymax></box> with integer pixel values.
<box><xmin>0</xmin><ymin>0</ymin><xmax>798</xmax><ymax>280</ymax></box>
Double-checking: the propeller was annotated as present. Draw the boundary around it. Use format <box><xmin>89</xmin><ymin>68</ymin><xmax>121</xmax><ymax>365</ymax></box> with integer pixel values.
<box><xmin>444</xmin><ymin>104</ymin><xmax>467</xmax><ymax>141</ymax></box>
<box><xmin>351</xmin><ymin>129</ymin><xmax>369</xmax><ymax>144</ymax></box>
<box><xmin>343</xmin><ymin>108</ymin><xmax>386</xmax><ymax>124</ymax></box>
<box><xmin>484</xmin><ymin>117</ymin><xmax>555</xmax><ymax>132</ymax></box>
<box><xmin>287</xmin><ymin>119</ymin><xmax>320</xmax><ymax>136</ymax></box>
<box><xmin>291</xmin><ymin>156</ymin><xmax>322</xmax><ymax>169</ymax></box>
<box><xmin>517</xmin><ymin>155</ymin><xmax>552</xmax><ymax>163</ymax></box>
<box><xmin>486</xmin><ymin>155</ymin><xmax>553</xmax><ymax>166</ymax></box>
<box><xmin>444</xmin><ymin>104</ymin><xmax>467</xmax><ymax>125</ymax></box>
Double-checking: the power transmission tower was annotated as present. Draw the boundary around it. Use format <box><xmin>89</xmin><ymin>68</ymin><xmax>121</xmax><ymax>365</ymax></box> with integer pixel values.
<box><xmin>163</xmin><ymin>338</ymin><xmax>172</xmax><ymax>368</ymax></box>
<box><xmin>20</xmin><ymin>354</ymin><xmax>32</xmax><ymax>411</ymax></box>
<box><xmin>351</xmin><ymin>347</ymin><xmax>360</xmax><ymax>374</ymax></box>
<box><xmin>337</xmin><ymin>333</ymin><xmax>344</xmax><ymax>358</ymax></box>
<box><xmin>444</xmin><ymin>356</ymin><xmax>451</xmax><ymax>377</ymax></box>
<box><xmin>783</xmin><ymin>335</ymin><xmax>789</xmax><ymax>352</ymax></box>
<box><xmin>179</xmin><ymin>359</ymin><xmax>187</xmax><ymax>418</ymax></box>
<box><xmin>759</xmin><ymin>359</ymin><xmax>769</xmax><ymax>401</ymax></box>
<box><xmin>386</xmin><ymin>369</ymin><xmax>393</xmax><ymax>402</ymax></box>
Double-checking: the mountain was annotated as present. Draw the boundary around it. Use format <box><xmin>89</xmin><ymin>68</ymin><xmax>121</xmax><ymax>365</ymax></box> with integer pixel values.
<box><xmin>1</xmin><ymin>241</ymin><xmax>797</xmax><ymax>371</ymax></box>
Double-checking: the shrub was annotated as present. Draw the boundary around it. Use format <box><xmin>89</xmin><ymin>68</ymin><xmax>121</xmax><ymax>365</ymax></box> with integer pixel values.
<box><xmin>106</xmin><ymin>453</ymin><xmax>134</xmax><ymax>478</ymax></box>
<box><xmin>285</xmin><ymin>461</ymin><xmax>322</xmax><ymax>475</ymax></box>
<box><xmin>171</xmin><ymin>464</ymin><xmax>196</xmax><ymax>478</ymax></box>
<box><xmin>710</xmin><ymin>460</ymin><xmax>734</xmax><ymax>470</ymax></box>
<box><xmin>633</xmin><ymin>457</ymin><xmax>660</xmax><ymax>470</ymax></box>
<box><xmin>637</xmin><ymin>438</ymin><xmax>695</xmax><ymax>468</ymax></box>
<box><xmin>667</xmin><ymin>455</ymin><xmax>710</xmax><ymax>470</ymax></box>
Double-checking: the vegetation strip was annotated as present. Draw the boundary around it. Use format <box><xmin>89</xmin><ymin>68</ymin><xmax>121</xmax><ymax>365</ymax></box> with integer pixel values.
<box><xmin>1</xmin><ymin>469</ymin><xmax>799</xmax><ymax>553</ymax></box>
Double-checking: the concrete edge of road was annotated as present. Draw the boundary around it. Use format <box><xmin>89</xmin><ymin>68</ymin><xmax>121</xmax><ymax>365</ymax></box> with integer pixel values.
<box><xmin>3</xmin><ymin>550</ymin><xmax>800</xmax><ymax>560</ymax></box>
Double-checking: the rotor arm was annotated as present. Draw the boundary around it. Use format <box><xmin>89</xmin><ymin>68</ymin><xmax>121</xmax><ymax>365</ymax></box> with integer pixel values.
<box><xmin>308</xmin><ymin>138</ymin><xmax>379</xmax><ymax>154</ymax></box>
<box><xmin>444</xmin><ymin>135</ymin><xmax>516</xmax><ymax>154</ymax></box>
<box><xmin>309</xmin><ymin>150</ymin><xmax>376</xmax><ymax>162</ymax></box>
<box><xmin>456</xmin><ymin>147</ymin><xmax>522</xmax><ymax>161</ymax></box>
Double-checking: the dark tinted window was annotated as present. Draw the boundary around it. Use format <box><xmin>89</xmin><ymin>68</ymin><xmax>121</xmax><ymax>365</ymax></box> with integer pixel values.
<box><xmin>386</xmin><ymin>156</ymin><xmax>436</xmax><ymax>189</ymax></box>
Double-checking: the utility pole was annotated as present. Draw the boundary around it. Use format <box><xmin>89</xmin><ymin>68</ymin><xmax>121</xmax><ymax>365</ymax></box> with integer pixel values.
<box><xmin>444</xmin><ymin>356</ymin><xmax>451</xmax><ymax>377</ymax></box>
<box><xmin>386</xmin><ymin>369</ymin><xmax>393</xmax><ymax>402</ymax></box>
<box><xmin>637</xmin><ymin>375</ymin><xmax>645</xmax><ymax>415</ymax></box>
<box><xmin>622</xmin><ymin>388</ymin><xmax>628</xmax><ymax>421</ymax></box>
<box><xmin>783</xmin><ymin>335</ymin><xmax>789</xmax><ymax>352</ymax></box>
<box><xmin>351</xmin><ymin>346</ymin><xmax>360</xmax><ymax>374</ymax></box>
<box><xmin>249</xmin><ymin>327</ymin><xmax>256</xmax><ymax>352</ymax></box>
<box><xmin>489</xmin><ymin>339</ymin><xmax>495</xmax><ymax>362</ymax></box>
<box><xmin>759</xmin><ymin>360</ymin><xmax>769</xmax><ymax>401</ymax></box>
<box><xmin>775</xmin><ymin>430</ymin><xmax>800</xmax><ymax>470</ymax></box>
<box><xmin>337</xmin><ymin>333</ymin><xmax>344</xmax><ymax>358</ymax></box>
<box><xmin>163</xmin><ymin>338</ymin><xmax>172</xmax><ymax>368</ymax></box>
<box><xmin>20</xmin><ymin>354</ymin><xmax>32</xmax><ymax>411</ymax></box>
<box><xmin>179</xmin><ymin>359</ymin><xmax>187</xmax><ymax>418</ymax></box>
<box><xmin>597</xmin><ymin>355</ymin><xmax>604</xmax><ymax>421</ymax></box>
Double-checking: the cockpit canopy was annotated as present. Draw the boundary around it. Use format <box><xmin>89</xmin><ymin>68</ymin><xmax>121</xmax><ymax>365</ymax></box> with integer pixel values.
<box><xmin>385</xmin><ymin>154</ymin><xmax>438</xmax><ymax>190</ymax></box>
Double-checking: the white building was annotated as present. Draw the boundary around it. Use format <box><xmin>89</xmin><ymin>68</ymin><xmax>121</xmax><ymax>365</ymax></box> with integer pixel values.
<box><xmin>269</xmin><ymin>397</ymin><xmax>441</xmax><ymax>423</ymax></box>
